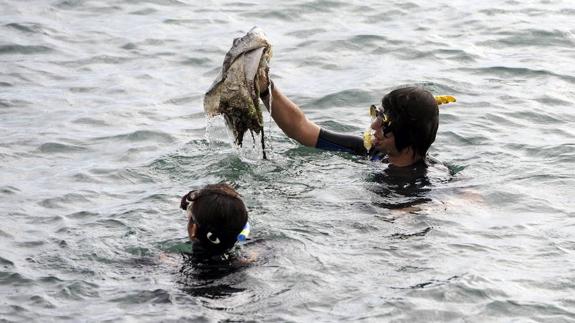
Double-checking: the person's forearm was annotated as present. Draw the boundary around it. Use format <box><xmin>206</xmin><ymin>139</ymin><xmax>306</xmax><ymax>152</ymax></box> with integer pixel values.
<box><xmin>263</xmin><ymin>86</ymin><xmax>320</xmax><ymax>147</ymax></box>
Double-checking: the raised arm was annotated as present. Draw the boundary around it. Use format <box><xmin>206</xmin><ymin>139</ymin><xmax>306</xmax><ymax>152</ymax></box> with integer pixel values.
<box><xmin>261</xmin><ymin>83</ymin><xmax>320</xmax><ymax>147</ymax></box>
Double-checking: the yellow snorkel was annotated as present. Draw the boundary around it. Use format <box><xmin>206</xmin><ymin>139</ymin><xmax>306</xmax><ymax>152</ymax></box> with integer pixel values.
<box><xmin>435</xmin><ymin>95</ymin><xmax>457</xmax><ymax>105</ymax></box>
<box><xmin>363</xmin><ymin>95</ymin><xmax>457</xmax><ymax>151</ymax></box>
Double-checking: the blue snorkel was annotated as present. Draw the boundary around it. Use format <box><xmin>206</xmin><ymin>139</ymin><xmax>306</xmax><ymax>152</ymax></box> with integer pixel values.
<box><xmin>237</xmin><ymin>222</ymin><xmax>250</xmax><ymax>242</ymax></box>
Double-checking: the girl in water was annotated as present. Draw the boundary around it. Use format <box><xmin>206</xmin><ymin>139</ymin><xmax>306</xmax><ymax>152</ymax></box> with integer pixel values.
<box><xmin>179</xmin><ymin>183</ymin><xmax>250</xmax><ymax>259</ymax></box>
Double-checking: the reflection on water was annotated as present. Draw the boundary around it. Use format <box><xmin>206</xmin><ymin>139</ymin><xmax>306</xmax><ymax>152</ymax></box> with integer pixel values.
<box><xmin>366</xmin><ymin>158</ymin><xmax>452</xmax><ymax>210</ymax></box>
<box><xmin>170</xmin><ymin>241</ymin><xmax>249</xmax><ymax>299</ymax></box>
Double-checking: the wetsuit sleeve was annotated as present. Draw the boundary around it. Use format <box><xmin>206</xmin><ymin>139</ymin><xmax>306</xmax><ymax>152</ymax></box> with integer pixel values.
<box><xmin>315</xmin><ymin>128</ymin><xmax>367</xmax><ymax>156</ymax></box>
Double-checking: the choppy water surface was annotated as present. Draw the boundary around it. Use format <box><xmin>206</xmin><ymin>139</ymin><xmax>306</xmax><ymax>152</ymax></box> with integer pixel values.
<box><xmin>1</xmin><ymin>0</ymin><xmax>574</xmax><ymax>321</ymax></box>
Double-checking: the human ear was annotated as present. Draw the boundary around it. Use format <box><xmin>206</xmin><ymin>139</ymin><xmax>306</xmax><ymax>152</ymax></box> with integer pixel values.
<box><xmin>188</xmin><ymin>222</ymin><xmax>198</xmax><ymax>241</ymax></box>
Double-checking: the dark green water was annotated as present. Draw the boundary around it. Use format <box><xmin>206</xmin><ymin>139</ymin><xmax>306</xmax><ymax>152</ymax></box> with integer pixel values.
<box><xmin>1</xmin><ymin>0</ymin><xmax>574</xmax><ymax>321</ymax></box>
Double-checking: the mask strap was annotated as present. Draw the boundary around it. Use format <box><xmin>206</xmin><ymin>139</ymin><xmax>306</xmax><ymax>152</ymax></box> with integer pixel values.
<box><xmin>206</xmin><ymin>232</ymin><xmax>221</xmax><ymax>245</ymax></box>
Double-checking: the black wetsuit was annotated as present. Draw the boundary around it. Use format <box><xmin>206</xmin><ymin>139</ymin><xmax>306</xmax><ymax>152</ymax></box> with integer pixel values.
<box><xmin>315</xmin><ymin>128</ymin><xmax>386</xmax><ymax>161</ymax></box>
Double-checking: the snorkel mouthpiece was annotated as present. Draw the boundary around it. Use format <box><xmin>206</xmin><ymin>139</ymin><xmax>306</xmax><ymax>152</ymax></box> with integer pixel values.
<box><xmin>363</xmin><ymin>129</ymin><xmax>374</xmax><ymax>150</ymax></box>
<box><xmin>237</xmin><ymin>222</ymin><xmax>250</xmax><ymax>242</ymax></box>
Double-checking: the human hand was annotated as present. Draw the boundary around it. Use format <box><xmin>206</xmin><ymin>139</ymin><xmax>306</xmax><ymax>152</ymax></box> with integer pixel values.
<box><xmin>257</xmin><ymin>67</ymin><xmax>271</xmax><ymax>99</ymax></box>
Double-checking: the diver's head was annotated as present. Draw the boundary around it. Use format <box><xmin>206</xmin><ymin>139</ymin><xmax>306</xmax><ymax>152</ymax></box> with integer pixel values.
<box><xmin>180</xmin><ymin>184</ymin><xmax>248</xmax><ymax>254</ymax></box>
<box><xmin>370</xmin><ymin>87</ymin><xmax>439</xmax><ymax>160</ymax></box>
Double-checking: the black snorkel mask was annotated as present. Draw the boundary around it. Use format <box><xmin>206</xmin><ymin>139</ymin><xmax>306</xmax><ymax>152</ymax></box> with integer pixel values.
<box><xmin>369</xmin><ymin>104</ymin><xmax>394</xmax><ymax>135</ymax></box>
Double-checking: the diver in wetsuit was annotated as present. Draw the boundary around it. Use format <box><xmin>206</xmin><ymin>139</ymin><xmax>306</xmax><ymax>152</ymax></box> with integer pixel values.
<box><xmin>259</xmin><ymin>82</ymin><xmax>439</xmax><ymax>168</ymax></box>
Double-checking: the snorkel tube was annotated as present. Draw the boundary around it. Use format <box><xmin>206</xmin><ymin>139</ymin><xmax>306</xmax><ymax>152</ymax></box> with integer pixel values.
<box><xmin>237</xmin><ymin>222</ymin><xmax>250</xmax><ymax>242</ymax></box>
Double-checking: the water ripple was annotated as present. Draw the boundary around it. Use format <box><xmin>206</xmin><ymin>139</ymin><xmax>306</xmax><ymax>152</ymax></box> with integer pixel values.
<box><xmin>0</xmin><ymin>44</ymin><xmax>53</xmax><ymax>55</ymax></box>
<box><xmin>310</xmin><ymin>89</ymin><xmax>372</xmax><ymax>108</ymax></box>
<box><xmin>486</xmin><ymin>29</ymin><xmax>575</xmax><ymax>48</ymax></box>
<box><xmin>38</xmin><ymin>193</ymin><xmax>91</xmax><ymax>209</ymax></box>
<box><xmin>38</xmin><ymin>142</ymin><xmax>87</xmax><ymax>154</ymax></box>
<box><xmin>111</xmin><ymin>289</ymin><xmax>173</xmax><ymax>304</ymax></box>
<box><xmin>94</xmin><ymin>130</ymin><xmax>175</xmax><ymax>143</ymax></box>
<box><xmin>0</xmin><ymin>272</ymin><xmax>34</xmax><ymax>287</ymax></box>
<box><xmin>0</xmin><ymin>256</ymin><xmax>15</xmax><ymax>268</ymax></box>
<box><xmin>460</xmin><ymin>66</ymin><xmax>575</xmax><ymax>84</ymax></box>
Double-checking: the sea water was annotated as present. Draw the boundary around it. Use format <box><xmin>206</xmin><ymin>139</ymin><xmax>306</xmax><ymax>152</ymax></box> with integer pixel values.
<box><xmin>1</xmin><ymin>0</ymin><xmax>574</xmax><ymax>321</ymax></box>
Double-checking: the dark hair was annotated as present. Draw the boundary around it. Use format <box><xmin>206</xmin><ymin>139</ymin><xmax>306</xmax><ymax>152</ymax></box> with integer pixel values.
<box><xmin>382</xmin><ymin>87</ymin><xmax>439</xmax><ymax>158</ymax></box>
<box><xmin>181</xmin><ymin>184</ymin><xmax>248</xmax><ymax>254</ymax></box>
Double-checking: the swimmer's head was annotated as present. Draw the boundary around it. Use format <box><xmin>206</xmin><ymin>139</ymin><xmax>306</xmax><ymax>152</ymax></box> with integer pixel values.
<box><xmin>376</xmin><ymin>87</ymin><xmax>439</xmax><ymax>158</ymax></box>
<box><xmin>180</xmin><ymin>184</ymin><xmax>248</xmax><ymax>254</ymax></box>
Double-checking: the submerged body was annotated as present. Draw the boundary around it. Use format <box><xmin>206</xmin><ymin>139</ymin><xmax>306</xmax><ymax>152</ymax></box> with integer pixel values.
<box><xmin>204</xmin><ymin>27</ymin><xmax>272</xmax><ymax>158</ymax></box>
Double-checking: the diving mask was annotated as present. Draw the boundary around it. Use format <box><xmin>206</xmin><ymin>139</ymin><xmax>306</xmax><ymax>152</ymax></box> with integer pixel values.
<box><xmin>369</xmin><ymin>104</ymin><xmax>393</xmax><ymax>133</ymax></box>
<box><xmin>364</xmin><ymin>104</ymin><xmax>393</xmax><ymax>151</ymax></box>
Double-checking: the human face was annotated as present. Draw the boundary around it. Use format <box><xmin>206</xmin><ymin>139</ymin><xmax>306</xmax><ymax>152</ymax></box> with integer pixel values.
<box><xmin>369</xmin><ymin>105</ymin><xmax>399</xmax><ymax>155</ymax></box>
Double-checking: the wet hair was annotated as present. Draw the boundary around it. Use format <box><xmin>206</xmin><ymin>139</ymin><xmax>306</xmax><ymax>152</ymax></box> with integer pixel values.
<box><xmin>382</xmin><ymin>87</ymin><xmax>439</xmax><ymax>158</ymax></box>
<box><xmin>180</xmin><ymin>184</ymin><xmax>248</xmax><ymax>255</ymax></box>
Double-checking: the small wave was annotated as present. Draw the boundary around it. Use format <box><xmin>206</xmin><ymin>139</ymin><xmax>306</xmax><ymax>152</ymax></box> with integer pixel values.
<box><xmin>479</xmin><ymin>8</ymin><xmax>510</xmax><ymax>16</ymax></box>
<box><xmin>60</xmin><ymin>55</ymin><xmax>132</xmax><ymax>68</ymax></box>
<box><xmin>16</xmin><ymin>240</ymin><xmax>45</xmax><ymax>248</ymax></box>
<box><xmin>129</xmin><ymin>0</ymin><xmax>186</xmax><ymax>6</ymax></box>
<box><xmin>429</xmin><ymin>48</ymin><xmax>478</xmax><ymax>63</ymax></box>
<box><xmin>89</xmin><ymin>167</ymin><xmax>157</xmax><ymax>184</ymax></box>
<box><xmin>560</xmin><ymin>8</ymin><xmax>575</xmax><ymax>15</ymax></box>
<box><xmin>4</xmin><ymin>22</ymin><xmax>49</xmax><ymax>34</ymax></box>
<box><xmin>120</xmin><ymin>42</ymin><xmax>138</xmax><ymax>50</ymax></box>
<box><xmin>0</xmin><ymin>185</ymin><xmax>20</xmax><ymax>195</ymax></box>
<box><xmin>54</xmin><ymin>280</ymin><xmax>100</xmax><ymax>300</ymax></box>
<box><xmin>93</xmin><ymin>219</ymin><xmax>129</xmax><ymax>230</ymax></box>
<box><xmin>324</xmin><ymin>34</ymin><xmax>389</xmax><ymax>52</ymax></box>
<box><xmin>484</xmin><ymin>299</ymin><xmax>575</xmax><ymax>321</ymax></box>
<box><xmin>241</xmin><ymin>10</ymin><xmax>296</xmax><ymax>22</ymax></box>
<box><xmin>310</xmin><ymin>89</ymin><xmax>372</xmax><ymax>108</ymax></box>
<box><xmin>38</xmin><ymin>142</ymin><xmax>87</xmax><ymax>154</ymax></box>
<box><xmin>0</xmin><ymin>229</ymin><xmax>13</xmax><ymax>238</ymax></box>
<box><xmin>95</xmin><ymin>130</ymin><xmax>175</xmax><ymax>143</ymax></box>
<box><xmin>533</xmin><ymin>95</ymin><xmax>572</xmax><ymax>107</ymax></box>
<box><xmin>38</xmin><ymin>193</ymin><xmax>91</xmax><ymax>209</ymax></box>
<box><xmin>0</xmin><ymin>44</ymin><xmax>53</xmax><ymax>55</ymax></box>
<box><xmin>71</xmin><ymin>117</ymin><xmax>109</xmax><ymax>126</ymax></box>
<box><xmin>0</xmin><ymin>256</ymin><xmax>15</xmax><ymax>268</ymax></box>
<box><xmin>294</xmin><ymin>0</ymin><xmax>351</xmax><ymax>13</ymax></box>
<box><xmin>68</xmin><ymin>86</ymin><xmax>97</xmax><ymax>93</ymax></box>
<box><xmin>480</xmin><ymin>29</ymin><xmax>574</xmax><ymax>48</ymax></box>
<box><xmin>136</xmin><ymin>193</ymin><xmax>173</xmax><ymax>204</ymax></box>
<box><xmin>0</xmin><ymin>272</ymin><xmax>34</xmax><ymax>287</ymax></box>
<box><xmin>0</xmin><ymin>98</ymin><xmax>32</xmax><ymax>108</ymax></box>
<box><xmin>459</xmin><ymin>66</ymin><xmax>575</xmax><ymax>84</ymax></box>
<box><xmin>292</xmin><ymin>53</ymin><xmax>344</xmax><ymax>70</ymax></box>
<box><xmin>163</xmin><ymin>94</ymin><xmax>201</xmax><ymax>105</ymax></box>
<box><xmin>70</xmin><ymin>172</ymin><xmax>102</xmax><ymax>183</ymax></box>
<box><xmin>180</xmin><ymin>57</ymin><xmax>212</xmax><ymax>67</ymax></box>
<box><xmin>28</xmin><ymin>295</ymin><xmax>56</xmax><ymax>309</ymax></box>
<box><xmin>507</xmin><ymin>110</ymin><xmax>563</xmax><ymax>125</ymax></box>
<box><xmin>129</xmin><ymin>8</ymin><xmax>158</xmax><ymax>15</ymax></box>
<box><xmin>111</xmin><ymin>288</ymin><xmax>173</xmax><ymax>304</ymax></box>
<box><xmin>37</xmin><ymin>276</ymin><xmax>64</xmax><ymax>285</ymax></box>
<box><xmin>65</xmin><ymin>211</ymin><xmax>99</xmax><ymax>220</ymax></box>
<box><xmin>285</xmin><ymin>28</ymin><xmax>326</xmax><ymax>39</ymax></box>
